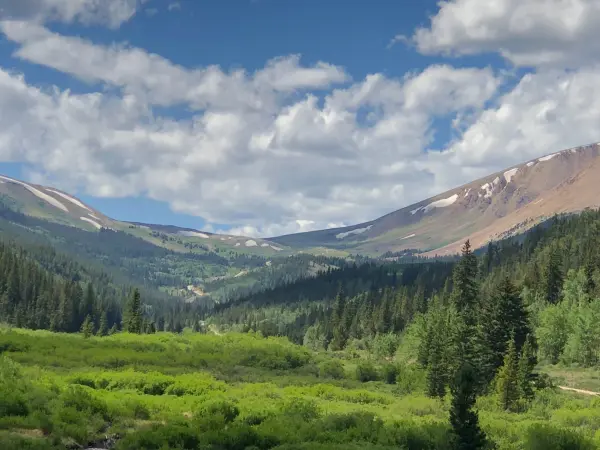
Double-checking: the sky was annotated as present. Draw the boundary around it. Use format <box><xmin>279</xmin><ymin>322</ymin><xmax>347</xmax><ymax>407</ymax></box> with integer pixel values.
<box><xmin>0</xmin><ymin>0</ymin><xmax>599</xmax><ymax>236</ymax></box>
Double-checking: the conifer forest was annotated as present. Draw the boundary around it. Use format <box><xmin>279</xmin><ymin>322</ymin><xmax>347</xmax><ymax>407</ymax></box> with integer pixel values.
<box><xmin>3</xmin><ymin>211</ymin><xmax>600</xmax><ymax>449</ymax></box>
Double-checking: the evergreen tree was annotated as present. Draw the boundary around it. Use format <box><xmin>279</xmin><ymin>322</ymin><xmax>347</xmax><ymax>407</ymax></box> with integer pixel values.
<box><xmin>495</xmin><ymin>338</ymin><xmax>520</xmax><ymax>412</ymax></box>
<box><xmin>452</xmin><ymin>240</ymin><xmax>479</xmax><ymax>318</ymax></box>
<box><xmin>477</xmin><ymin>277</ymin><xmax>531</xmax><ymax>386</ymax></box>
<box><xmin>109</xmin><ymin>323</ymin><xmax>118</xmax><ymax>335</ymax></box>
<box><xmin>426</xmin><ymin>341</ymin><xmax>446</xmax><ymax>399</ymax></box>
<box><xmin>451</xmin><ymin>241</ymin><xmax>480</xmax><ymax>371</ymax></box>
<box><xmin>98</xmin><ymin>311</ymin><xmax>108</xmax><ymax>337</ymax></box>
<box><xmin>81</xmin><ymin>314</ymin><xmax>94</xmax><ymax>338</ymax></box>
<box><xmin>449</xmin><ymin>363</ymin><xmax>490</xmax><ymax>450</ymax></box>
<box><xmin>542</xmin><ymin>245</ymin><xmax>563</xmax><ymax>304</ymax></box>
<box><xmin>517</xmin><ymin>334</ymin><xmax>537</xmax><ymax>401</ymax></box>
<box><xmin>124</xmin><ymin>288</ymin><xmax>143</xmax><ymax>334</ymax></box>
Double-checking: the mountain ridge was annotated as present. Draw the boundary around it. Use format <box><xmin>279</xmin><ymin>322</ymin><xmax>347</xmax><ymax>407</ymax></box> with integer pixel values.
<box><xmin>2</xmin><ymin>141</ymin><xmax>600</xmax><ymax>257</ymax></box>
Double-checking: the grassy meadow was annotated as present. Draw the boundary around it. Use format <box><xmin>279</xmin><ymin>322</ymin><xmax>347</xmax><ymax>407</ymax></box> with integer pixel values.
<box><xmin>0</xmin><ymin>327</ymin><xmax>598</xmax><ymax>449</ymax></box>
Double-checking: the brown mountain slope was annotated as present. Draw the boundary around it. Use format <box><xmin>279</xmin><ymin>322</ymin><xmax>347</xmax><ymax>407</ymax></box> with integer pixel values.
<box><xmin>424</xmin><ymin>143</ymin><xmax>600</xmax><ymax>256</ymax></box>
<box><xmin>272</xmin><ymin>142</ymin><xmax>600</xmax><ymax>255</ymax></box>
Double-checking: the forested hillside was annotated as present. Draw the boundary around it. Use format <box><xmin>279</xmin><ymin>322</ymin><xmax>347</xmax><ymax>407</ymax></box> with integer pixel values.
<box><xmin>213</xmin><ymin>209</ymin><xmax>600</xmax><ymax>374</ymax></box>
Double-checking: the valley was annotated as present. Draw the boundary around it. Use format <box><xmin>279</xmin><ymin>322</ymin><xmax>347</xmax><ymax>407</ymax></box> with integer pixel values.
<box><xmin>2</xmin><ymin>144</ymin><xmax>600</xmax><ymax>449</ymax></box>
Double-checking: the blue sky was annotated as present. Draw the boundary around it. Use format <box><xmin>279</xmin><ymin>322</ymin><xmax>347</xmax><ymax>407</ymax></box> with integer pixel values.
<box><xmin>0</xmin><ymin>0</ymin><xmax>598</xmax><ymax>236</ymax></box>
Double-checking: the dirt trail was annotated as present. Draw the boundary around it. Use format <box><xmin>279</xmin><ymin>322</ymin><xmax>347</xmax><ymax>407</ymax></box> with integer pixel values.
<box><xmin>558</xmin><ymin>386</ymin><xmax>600</xmax><ymax>396</ymax></box>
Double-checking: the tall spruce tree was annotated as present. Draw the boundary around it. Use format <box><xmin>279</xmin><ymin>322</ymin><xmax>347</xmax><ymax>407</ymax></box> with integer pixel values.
<box><xmin>449</xmin><ymin>363</ymin><xmax>490</xmax><ymax>450</ymax></box>
<box><xmin>451</xmin><ymin>241</ymin><xmax>480</xmax><ymax>370</ymax></box>
<box><xmin>542</xmin><ymin>245</ymin><xmax>563</xmax><ymax>304</ymax></box>
<box><xmin>477</xmin><ymin>277</ymin><xmax>531</xmax><ymax>386</ymax></box>
<box><xmin>124</xmin><ymin>288</ymin><xmax>143</xmax><ymax>334</ymax></box>
<box><xmin>517</xmin><ymin>334</ymin><xmax>537</xmax><ymax>401</ymax></box>
<box><xmin>495</xmin><ymin>337</ymin><xmax>520</xmax><ymax>412</ymax></box>
<box><xmin>426</xmin><ymin>340</ymin><xmax>446</xmax><ymax>399</ymax></box>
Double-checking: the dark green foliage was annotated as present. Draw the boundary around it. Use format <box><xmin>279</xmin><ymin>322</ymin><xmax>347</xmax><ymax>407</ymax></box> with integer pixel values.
<box><xmin>381</xmin><ymin>364</ymin><xmax>399</xmax><ymax>385</ymax></box>
<box><xmin>426</xmin><ymin>342</ymin><xmax>446</xmax><ymax>399</ymax></box>
<box><xmin>123</xmin><ymin>289</ymin><xmax>142</xmax><ymax>334</ymax></box>
<box><xmin>542</xmin><ymin>245</ymin><xmax>564</xmax><ymax>304</ymax></box>
<box><xmin>517</xmin><ymin>334</ymin><xmax>537</xmax><ymax>401</ymax></box>
<box><xmin>477</xmin><ymin>277</ymin><xmax>531</xmax><ymax>386</ymax></box>
<box><xmin>495</xmin><ymin>338</ymin><xmax>520</xmax><ymax>412</ymax></box>
<box><xmin>355</xmin><ymin>361</ymin><xmax>379</xmax><ymax>382</ymax></box>
<box><xmin>449</xmin><ymin>363</ymin><xmax>490</xmax><ymax>450</ymax></box>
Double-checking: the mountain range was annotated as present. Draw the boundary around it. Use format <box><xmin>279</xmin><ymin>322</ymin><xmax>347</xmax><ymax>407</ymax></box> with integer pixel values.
<box><xmin>2</xmin><ymin>141</ymin><xmax>600</xmax><ymax>260</ymax></box>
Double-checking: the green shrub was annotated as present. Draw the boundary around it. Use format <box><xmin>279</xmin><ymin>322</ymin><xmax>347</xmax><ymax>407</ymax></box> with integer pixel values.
<box><xmin>382</xmin><ymin>364</ymin><xmax>399</xmax><ymax>385</ymax></box>
<box><xmin>355</xmin><ymin>361</ymin><xmax>379</xmax><ymax>382</ymax></box>
<box><xmin>281</xmin><ymin>398</ymin><xmax>321</xmax><ymax>421</ymax></box>
<box><xmin>524</xmin><ymin>424</ymin><xmax>595</xmax><ymax>450</ymax></box>
<box><xmin>319</xmin><ymin>360</ymin><xmax>345</xmax><ymax>379</ymax></box>
<box><xmin>195</xmin><ymin>400</ymin><xmax>240</xmax><ymax>423</ymax></box>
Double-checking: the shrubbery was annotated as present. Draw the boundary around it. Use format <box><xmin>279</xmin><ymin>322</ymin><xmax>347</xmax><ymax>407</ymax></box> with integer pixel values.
<box><xmin>355</xmin><ymin>361</ymin><xmax>379</xmax><ymax>382</ymax></box>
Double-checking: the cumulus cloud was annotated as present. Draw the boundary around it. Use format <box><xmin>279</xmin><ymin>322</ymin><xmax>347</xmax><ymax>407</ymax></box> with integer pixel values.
<box><xmin>0</xmin><ymin>23</ymin><xmax>502</xmax><ymax>236</ymax></box>
<box><xmin>0</xmin><ymin>0</ymin><xmax>144</xmax><ymax>28</ymax></box>
<box><xmin>3</xmin><ymin>4</ymin><xmax>599</xmax><ymax>238</ymax></box>
<box><xmin>1</xmin><ymin>21</ymin><xmax>348</xmax><ymax>110</ymax></box>
<box><xmin>409</xmin><ymin>0</ymin><xmax>600</xmax><ymax>68</ymax></box>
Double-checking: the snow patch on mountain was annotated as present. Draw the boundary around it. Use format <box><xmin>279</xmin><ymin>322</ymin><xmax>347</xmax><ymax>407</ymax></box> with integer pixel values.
<box><xmin>47</xmin><ymin>189</ymin><xmax>92</xmax><ymax>212</ymax></box>
<box><xmin>464</xmin><ymin>188</ymin><xmax>471</xmax><ymax>198</ymax></box>
<box><xmin>480</xmin><ymin>182</ymin><xmax>494</xmax><ymax>199</ymax></box>
<box><xmin>260</xmin><ymin>243</ymin><xmax>269</xmax><ymax>247</ymax></box>
<box><xmin>336</xmin><ymin>225</ymin><xmax>373</xmax><ymax>239</ymax></box>
<box><xmin>0</xmin><ymin>175</ymin><xmax>69</xmax><ymax>212</ymax></box>
<box><xmin>401</xmin><ymin>233</ymin><xmax>416</xmax><ymax>240</ymax></box>
<box><xmin>235</xmin><ymin>243</ymin><xmax>241</xmax><ymax>247</ymax></box>
<box><xmin>80</xmin><ymin>216</ymin><xmax>102</xmax><ymax>229</ymax></box>
<box><xmin>412</xmin><ymin>194</ymin><xmax>459</xmax><ymax>215</ymax></box>
<box><xmin>179</xmin><ymin>231</ymin><xmax>210</xmax><ymax>239</ymax></box>
<box><xmin>245</xmin><ymin>240</ymin><xmax>258</xmax><ymax>247</ymax></box>
<box><xmin>270</xmin><ymin>245</ymin><xmax>283</xmax><ymax>251</ymax></box>
<box><xmin>526</xmin><ymin>161</ymin><xmax>535</xmax><ymax>167</ymax></box>
<box><xmin>504</xmin><ymin>168</ymin><xmax>518</xmax><ymax>184</ymax></box>
<box><xmin>88</xmin><ymin>213</ymin><xmax>101</xmax><ymax>221</ymax></box>
<box><xmin>538</xmin><ymin>153</ymin><xmax>558</xmax><ymax>162</ymax></box>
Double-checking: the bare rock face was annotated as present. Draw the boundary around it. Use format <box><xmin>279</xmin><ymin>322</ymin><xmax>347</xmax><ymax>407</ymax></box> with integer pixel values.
<box><xmin>273</xmin><ymin>142</ymin><xmax>600</xmax><ymax>255</ymax></box>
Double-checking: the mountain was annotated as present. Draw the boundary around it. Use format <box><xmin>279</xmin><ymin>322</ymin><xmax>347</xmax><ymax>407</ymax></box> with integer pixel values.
<box><xmin>0</xmin><ymin>174</ymin><xmax>348</xmax><ymax>302</ymax></box>
<box><xmin>271</xmin><ymin>142</ymin><xmax>600</xmax><ymax>256</ymax></box>
<box><xmin>3</xmin><ymin>141</ymin><xmax>600</xmax><ymax>262</ymax></box>
<box><xmin>0</xmin><ymin>174</ymin><xmax>287</xmax><ymax>257</ymax></box>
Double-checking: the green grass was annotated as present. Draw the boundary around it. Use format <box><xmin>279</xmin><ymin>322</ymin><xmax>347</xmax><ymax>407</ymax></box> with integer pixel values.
<box><xmin>0</xmin><ymin>327</ymin><xmax>598</xmax><ymax>449</ymax></box>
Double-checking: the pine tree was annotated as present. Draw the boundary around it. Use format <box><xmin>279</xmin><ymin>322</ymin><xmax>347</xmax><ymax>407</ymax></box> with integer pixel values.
<box><xmin>452</xmin><ymin>240</ymin><xmax>479</xmax><ymax>318</ymax></box>
<box><xmin>109</xmin><ymin>324</ymin><xmax>118</xmax><ymax>335</ymax></box>
<box><xmin>542</xmin><ymin>245</ymin><xmax>563</xmax><ymax>304</ymax></box>
<box><xmin>495</xmin><ymin>338</ymin><xmax>520</xmax><ymax>412</ymax></box>
<box><xmin>81</xmin><ymin>315</ymin><xmax>94</xmax><ymax>339</ymax></box>
<box><xmin>124</xmin><ymin>288</ymin><xmax>143</xmax><ymax>334</ymax></box>
<box><xmin>98</xmin><ymin>311</ymin><xmax>108</xmax><ymax>337</ymax></box>
<box><xmin>451</xmin><ymin>241</ymin><xmax>480</xmax><ymax>370</ymax></box>
<box><xmin>449</xmin><ymin>363</ymin><xmax>490</xmax><ymax>450</ymax></box>
<box><xmin>329</xmin><ymin>285</ymin><xmax>348</xmax><ymax>350</ymax></box>
<box><xmin>517</xmin><ymin>334</ymin><xmax>537</xmax><ymax>401</ymax></box>
<box><xmin>426</xmin><ymin>340</ymin><xmax>446</xmax><ymax>399</ymax></box>
<box><xmin>477</xmin><ymin>277</ymin><xmax>531</xmax><ymax>386</ymax></box>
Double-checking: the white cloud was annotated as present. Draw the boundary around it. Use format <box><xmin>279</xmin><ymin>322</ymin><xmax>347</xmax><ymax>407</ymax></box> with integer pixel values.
<box><xmin>0</xmin><ymin>0</ymin><xmax>144</xmax><ymax>28</ymax></box>
<box><xmin>168</xmin><ymin>2</ymin><xmax>180</xmax><ymax>11</ymax></box>
<box><xmin>1</xmin><ymin>22</ymin><xmax>348</xmax><ymax>110</ymax></box>
<box><xmin>441</xmin><ymin>67</ymin><xmax>600</xmax><ymax>172</ymax></box>
<box><xmin>6</xmin><ymin>13</ymin><xmax>599</xmax><ymax>238</ymax></box>
<box><xmin>410</xmin><ymin>0</ymin><xmax>600</xmax><ymax>68</ymax></box>
<box><xmin>0</xmin><ymin>24</ymin><xmax>502</xmax><ymax>236</ymax></box>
